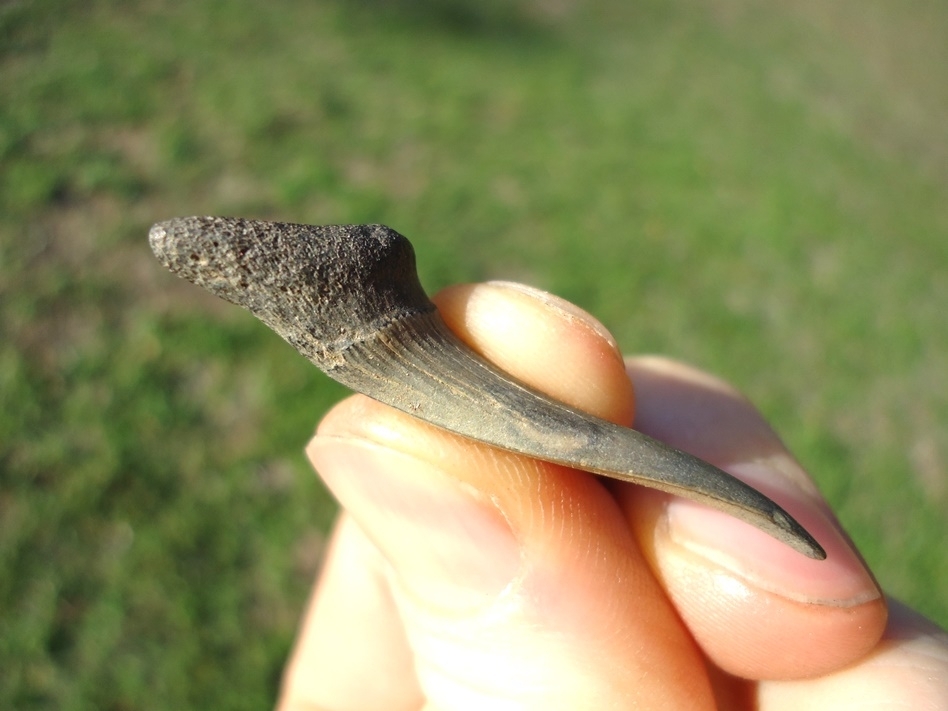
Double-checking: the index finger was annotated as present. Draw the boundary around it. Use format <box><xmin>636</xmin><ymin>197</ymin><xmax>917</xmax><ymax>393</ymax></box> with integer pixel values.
<box><xmin>619</xmin><ymin>356</ymin><xmax>887</xmax><ymax>679</ymax></box>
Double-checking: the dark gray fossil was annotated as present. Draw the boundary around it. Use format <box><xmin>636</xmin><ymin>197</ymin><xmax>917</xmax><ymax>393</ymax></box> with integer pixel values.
<box><xmin>149</xmin><ymin>216</ymin><xmax>826</xmax><ymax>560</ymax></box>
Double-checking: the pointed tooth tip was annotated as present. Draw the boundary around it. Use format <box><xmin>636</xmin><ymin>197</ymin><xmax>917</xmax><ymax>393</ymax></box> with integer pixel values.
<box><xmin>786</xmin><ymin>533</ymin><xmax>826</xmax><ymax>560</ymax></box>
<box><xmin>778</xmin><ymin>515</ymin><xmax>826</xmax><ymax>560</ymax></box>
<box><xmin>801</xmin><ymin>536</ymin><xmax>827</xmax><ymax>560</ymax></box>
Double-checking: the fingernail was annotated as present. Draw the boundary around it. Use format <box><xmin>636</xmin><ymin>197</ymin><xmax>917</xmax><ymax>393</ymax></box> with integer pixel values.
<box><xmin>308</xmin><ymin>436</ymin><xmax>521</xmax><ymax>612</ymax></box>
<box><xmin>486</xmin><ymin>281</ymin><xmax>621</xmax><ymax>354</ymax></box>
<box><xmin>662</xmin><ymin>456</ymin><xmax>881</xmax><ymax>607</ymax></box>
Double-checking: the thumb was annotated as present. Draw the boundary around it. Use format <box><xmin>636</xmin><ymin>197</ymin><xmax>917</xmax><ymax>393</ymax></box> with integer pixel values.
<box><xmin>307</xmin><ymin>282</ymin><xmax>718</xmax><ymax>709</ymax></box>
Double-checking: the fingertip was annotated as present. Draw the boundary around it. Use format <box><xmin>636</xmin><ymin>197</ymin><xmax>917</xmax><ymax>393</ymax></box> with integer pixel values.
<box><xmin>433</xmin><ymin>282</ymin><xmax>635</xmax><ymax>427</ymax></box>
<box><xmin>620</xmin><ymin>357</ymin><xmax>888</xmax><ymax>678</ymax></box>
<box><xmin>629</xmin><ymin>487</ymin><xmax>887</xmax><ymax>677</ymax></box>
<box><xmin>757</xmin><ymin>601</ymin><xmax>948</xmax><ymax>708</ymax></box>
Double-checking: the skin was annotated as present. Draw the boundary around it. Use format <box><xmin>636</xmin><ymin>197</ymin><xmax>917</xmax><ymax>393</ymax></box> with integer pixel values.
<box><xmin>277</xmin><ymin>282</ymin><xmax>948</xmax><ymax>711</ymax></box>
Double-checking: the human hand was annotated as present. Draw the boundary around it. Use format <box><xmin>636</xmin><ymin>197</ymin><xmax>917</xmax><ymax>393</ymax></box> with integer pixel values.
<box><xmin>277</xmin><ymin>281</ymin><xmax>948</xmax><ymax>710</ymax></box>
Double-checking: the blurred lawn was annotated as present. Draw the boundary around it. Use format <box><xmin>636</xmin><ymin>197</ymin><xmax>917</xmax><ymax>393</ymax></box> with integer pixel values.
<box><xmin>2</xmin><ymin>0</ymin><xmax>946</xmax><ymax>707</ymax></box>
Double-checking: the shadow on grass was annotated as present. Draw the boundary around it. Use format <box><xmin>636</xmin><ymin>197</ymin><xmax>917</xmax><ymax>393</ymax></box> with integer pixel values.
<box><xmin>346</xmin><ymin>0</ymin><xmax>555</xmax><ymax>42</ymax></box>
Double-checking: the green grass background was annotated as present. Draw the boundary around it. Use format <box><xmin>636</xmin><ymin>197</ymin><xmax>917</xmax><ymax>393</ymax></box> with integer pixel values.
<box><xmin>2</xmin><ymin>0</ymin><xmax>946</xmax><ymax>707</ymax></box>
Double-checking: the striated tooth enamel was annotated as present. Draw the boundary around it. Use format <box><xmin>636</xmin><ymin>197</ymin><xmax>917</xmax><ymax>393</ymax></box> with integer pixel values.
<box><xmin>149</xmin><ymin>216</ymin><xmax>826</xmax><ymax>560</ymax></box>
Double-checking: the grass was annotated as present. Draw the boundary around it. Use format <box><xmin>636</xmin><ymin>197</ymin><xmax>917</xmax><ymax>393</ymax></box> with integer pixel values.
<box><xmin>2</xmin><ymin>0</ymin><xmax>946</xmax><ymax>707</ymax></box>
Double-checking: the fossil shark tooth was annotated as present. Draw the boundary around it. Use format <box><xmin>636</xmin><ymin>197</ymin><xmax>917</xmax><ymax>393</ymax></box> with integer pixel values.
<box><xmin>149</xmin><ymin>216</ymin><xmax>826</xmax><ymax>560</ymax></box>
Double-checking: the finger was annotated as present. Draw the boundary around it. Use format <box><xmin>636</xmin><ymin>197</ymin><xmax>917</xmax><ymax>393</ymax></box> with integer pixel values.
<box><xmin>620</xmin><ymin>356</ymin><xmax>887</xmax><ymax>680</ymax></box>
<box><xmin>277</xmin><ymin>514</ymin><xmax>424</xmax><ymax>711</ymax></box>
<box><xmin>758</xmin><ymin>599</ymin><xmax>948</xmax><ymax>708</ymax></box>
<box><xmin>433</xmin><ymin>281</ymin><xmax>635</xmax><ymax>428</ymax></box>
<box><xmin>303</xmin><ymin>283</ymin><xmax>719</xmax><ymax>709</ymax></box>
